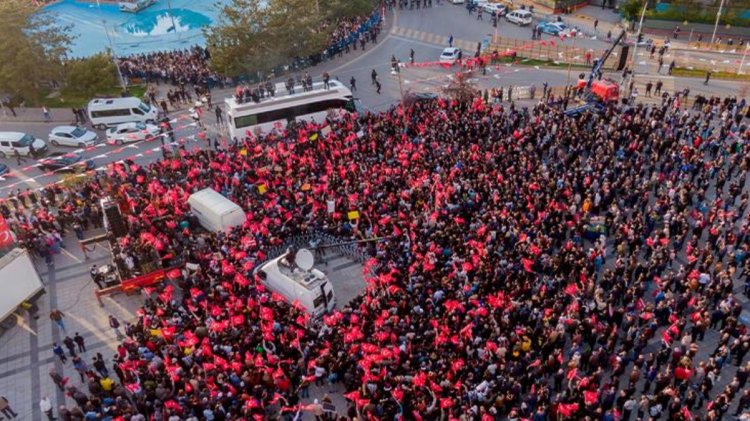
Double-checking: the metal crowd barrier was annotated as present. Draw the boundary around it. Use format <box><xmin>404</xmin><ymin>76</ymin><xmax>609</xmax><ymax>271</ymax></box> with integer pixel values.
<box><xmin>259</xmin><ymin>231</ymin><xmax>371</xmax><ymax>267</ymax></box>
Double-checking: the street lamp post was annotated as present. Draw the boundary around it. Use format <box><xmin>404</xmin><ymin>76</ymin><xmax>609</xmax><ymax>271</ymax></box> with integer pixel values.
<box><xmin>96</xmin><ymin>0</ymin><xmax>128</xmax><ymax>93</ymax></box>
<box><xmin>710</xmin><ymin>0</ymin><xmax>725</xmax><ymax>45</ymax></box>
<box><xmin>624</xmin><ymin>1</ymin><xmax>648</xmax><ymax>97</ymax></box>
<box><xmin>102</xmin><ymin>19</ymin><xmax>128</xmax><ymax>93</ymax></box>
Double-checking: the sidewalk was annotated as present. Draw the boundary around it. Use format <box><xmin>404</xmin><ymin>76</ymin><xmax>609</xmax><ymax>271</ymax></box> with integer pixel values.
<box><xmin>0</xmin><ymin>107</ymin><xmax>74</xmax><ymax>124</ymax></box>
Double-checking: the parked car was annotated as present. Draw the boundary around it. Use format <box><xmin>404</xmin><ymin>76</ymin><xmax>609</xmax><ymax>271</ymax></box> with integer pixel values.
<box><xmin>482</xmin><ymin>3</ymin><xmax>508</xmax><ymax>16</ymax></box>
<box><xmin>439</xmin><ymin>47</ymin><xmax>462</xmax><ymax>64</ymax></box>
<box><xmin>105</xmin><ymin>122</ymin><xmax>160</xmax><ymax>145</ymax></box>
<box><xmin>506</xmin><ymin>9</ymin><xmax>533</xmax><ymax>26</ymax></box>
<box><xmin>36</xmin><ymin>152</ymin><xmax>94</xmax><ymax>173</ymax></box>
<box><xmin>0</xmin><ymin>163</ymin><xmax>9</xmax><ymax>177</ymax></box>
<box><xmin>536</xmin><ymin>21</ymin><xmax>577</xmax><ymax>36</ymax></box>
<box><xmin>48</xmin><ymin>126</ymin><xmax>98</xmax><ymax>148</ymax></box>
<box><xmin>0</xmin><ymin>132</ymin><xmax>48</xmax><ymax>158</ymax></box>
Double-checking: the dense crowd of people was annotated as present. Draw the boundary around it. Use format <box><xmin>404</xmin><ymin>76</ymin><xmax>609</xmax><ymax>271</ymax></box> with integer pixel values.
<box><xmin>116</xmin><ymin>11</ymin><xmax>381</xmax><ymax>95</ymax></box>
<box><xmin>117</xmin><ymin>47</ymin><xmax>225</xmax><ymax>89</ymax></box>
<box><xmin>3</xmin><ymin>88</ymin><xmax>750</xmax><ymax>421</ymax></box>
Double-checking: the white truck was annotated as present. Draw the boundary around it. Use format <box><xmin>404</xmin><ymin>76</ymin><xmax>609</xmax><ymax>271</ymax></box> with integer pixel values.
<box><xmin>0</xmin><ymin>248</ymin><xmax>44</xmax><ymax>327</ymax></box>
<box><xmin>187</xmin><ymin>188</ymin><xmax>247</xmax><ymax>232</ymax></box>
<box><xmin>255</xmin><ymin>250</ymin><xmax>336</xmax><ymax>318</ymax></box>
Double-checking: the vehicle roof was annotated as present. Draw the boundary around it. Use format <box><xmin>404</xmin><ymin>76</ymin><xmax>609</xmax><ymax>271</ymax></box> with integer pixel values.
<box><xmin>225</xmin><ymin>79</ymin><xmax>350</xmax><ymax>111</ymax></box>
<box><xmin>51</xmin><ymin>125</ymin><xmax>80</xmax><ymax>132</ymax></box>
<box><xmin>258</xmin><ymin>254</ymin><xmax>327</xmax><ymax>291</ymax></box>
<box><xmin>187</xmin><ymin>188</ymin><xmax>243</xmax><ymax>217</ymax></box>
<box><xmin>511</xmin><ymin>9</ymin><xmax>532</xmax><ymax>14</ymax></box>
<box><xmin>109</xmin><ymin>122</ymin><xmax>144</xmax><ymax>130</ymax></box>
<box><xmin>442</xmin><ymin>47</ymin><xmax>459</xmax><ymax>53</ymax></box>
<box><xmin>88</xmin><ymin>97</ymin><xmax>143</xmax><ymax>109</ymax></box>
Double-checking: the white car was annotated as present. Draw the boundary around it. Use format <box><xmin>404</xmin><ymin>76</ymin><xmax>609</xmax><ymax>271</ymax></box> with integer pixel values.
<box><xmin>49</xmin><ymin>126</ymin><xmax>98</xmax><ymax>148</ymax></box>
<box><xmin>450</xmin><ymin>0</ymin><xmax>465</xmax><ymax>4</ymax></box>
<box><xmin>106</xmin><ymin>122</ymin><xmax>160</xmax><ymax>145</ymax></box>
<box><xmin>439</xmin><ymin>47</ymin><xmax>462</xmax><ymax>64</ymax></box>
<box><xmin>482</xmin><ymin>3</ymin><xmax>508</xmax><ymax>15</ymax></box>
<box><xmin>506</xmin><ymin>9</ymin><xmax>533</xmax><ymax>26</ymax></box>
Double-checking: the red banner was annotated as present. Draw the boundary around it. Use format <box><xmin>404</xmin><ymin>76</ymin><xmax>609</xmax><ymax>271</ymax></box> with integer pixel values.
<box><xmin>0</xmin><ymin>215</ymin><xmax>14</xmax><ymax>249</ymax></box>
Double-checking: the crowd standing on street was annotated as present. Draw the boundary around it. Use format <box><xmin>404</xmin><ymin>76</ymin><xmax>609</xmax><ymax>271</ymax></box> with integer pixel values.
<box><xmin>1</xmin><ymin>74</ymin><xmax>750</xmax><ymax>421</ymax></box>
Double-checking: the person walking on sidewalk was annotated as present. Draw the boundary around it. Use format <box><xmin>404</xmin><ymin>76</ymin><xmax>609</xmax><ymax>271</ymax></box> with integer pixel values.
<box><xmin>49</xmin><ymin>368</ymin><xmax>66</xmax><ymax>391</ymax></box>
<box><xmin>73</xmin><ymin>332</ymin><xmax>86</xmax><ymax>353</ymax></box>
<box><xmin>215</xmin><ymin>105</ymin><xmax>223</xmax><ymax>125</ymax></box>
<box><xmin>63</xmin><ymin>336</ymin><xmax>76</xmax><ymax>357</ymax></box>
<box><xmin>13</xmin><ymin>148</ymin><xmax>26</xmax><ymax>166</ymax></box>
<box><xmin>42</xmin><ymin>105</ymin><xmax>51</xmax><ymax>122</ymax></box>
<box><xmin>40</xmin><ymin>396</ymin><xmax>55</xmax><ymax>420</ymax></box>
<box><xmin>52</xmin><ymin>343</ymin><xmax>68</xmax><ymax>364</ymax></box>
<box><xmin>0</xmin><ymin>396</ymin><xmax>18</xmax><ymax>419</ymax></box>
<box><xmin>49</xmin><ymin>309</ymin><xmax>66</xmax><ymax>332</ymax></box>
<box><xmin>109</xmin><ymin>315</ymin><xmax>123</xmax><ymax>339</ymax></box>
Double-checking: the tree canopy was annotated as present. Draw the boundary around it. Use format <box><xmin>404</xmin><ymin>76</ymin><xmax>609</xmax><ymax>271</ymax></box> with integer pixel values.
<box><xmin>205</xmin><ymin>0</ymin><xmax>375</xmax><ymax>78</ymax></box>
<box><xmin>0</xmin><ymin>0</ymin><xmax>72</xmax><ymax>102</ymax></box>
<box><xmin>61</xmin><ymin>53</ymin><xmax>118</xmax><ymax>99</ymax></box>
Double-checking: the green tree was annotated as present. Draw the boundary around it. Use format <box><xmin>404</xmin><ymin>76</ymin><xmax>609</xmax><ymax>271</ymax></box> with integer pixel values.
<box><xmin>205</xmin><ymin>0</ymin><xmax>279</xmax><ymax>78</ymax></box>
<box><xmin>61</xmin><ymin>53</ymin><xmax>118</xmax><ymax>99</ymax></box>
<box><xmin>619</xmin><ymin>0</ymin><xmax>644</xmax><ymax>21</ymax></box>
<box><xmin>267</xmin><ymin>0</ymin><xmax>329</xmax><ymax>61</ymax></box>
<box><xmin>321</xmin><ymin>0</ymin><xmax>376</xmax><ymax>19</ymax></box>
<box><xmin>0</xmin><ymin>0</ymin><xmax>72</xmax><ymax>103</ymax></box>
<box><xmin>206</xmin><ymin>0</ymin><xmax>374</xmax><ymax>78</ymax></box>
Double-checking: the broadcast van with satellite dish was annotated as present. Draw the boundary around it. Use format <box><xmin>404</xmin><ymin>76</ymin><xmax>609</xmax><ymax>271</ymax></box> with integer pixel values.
<box><xmin>255</xmin><ymin>248</ymin><xmax>335</xmax><ymax>317</ymax></box>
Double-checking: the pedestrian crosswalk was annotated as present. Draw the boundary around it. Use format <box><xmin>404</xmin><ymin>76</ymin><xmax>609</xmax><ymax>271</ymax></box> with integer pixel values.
<box><xmin>390</xmin><ymin>26</ymin><xmax>477</xmax><ymax>51</ymax></box>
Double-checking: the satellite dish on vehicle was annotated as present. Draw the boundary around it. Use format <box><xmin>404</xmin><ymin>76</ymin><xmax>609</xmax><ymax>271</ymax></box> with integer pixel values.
<box><xmin>295</xmin><ymin>248</ymin><xmax>315</xmax><ymax>271</ymax></box>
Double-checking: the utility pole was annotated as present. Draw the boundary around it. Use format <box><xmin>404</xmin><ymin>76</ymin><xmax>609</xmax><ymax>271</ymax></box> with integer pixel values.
<box><xmin>624</xmin><ymin>1</ymin><xmax>648</xmax><ymax>98</ymax></box>
<box><xmin>165</xmin><ymin>0</ymin><xmax>179</xmax><ymax>39</ymax></box>
<box><xmin>96</xmin><ymin>0</ymin><xmax>127</xmax><ymax>93</ymax></box>
<box><xmin>710</xmin><ymin>0</ymin><xmax>725</xmax><ymax>45</ymax></box>
<box><xmin>565</xmin><ymin>35</ymin><xmax>577</xmax><ymax>89</ymax></box>
<box><xmin>102</xmin><ymin>19</ymin><xmax>128</xmax><ymax>93</ymax></box>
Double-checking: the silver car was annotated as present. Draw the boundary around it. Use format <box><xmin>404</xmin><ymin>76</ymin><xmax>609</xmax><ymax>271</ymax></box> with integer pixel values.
<box><xmin>49</xmin><ymin>126</ymin><xmax>98</xmax><ymax>148</ymax></box>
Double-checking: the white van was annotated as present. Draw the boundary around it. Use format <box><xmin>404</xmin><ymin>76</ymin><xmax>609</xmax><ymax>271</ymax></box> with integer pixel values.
<box><xmin>0</xmin><ymin>132</ymin><xmax>48</xmax><ymax>158</ymax></box>
<box><xmin>506</xmin><ymin>9</ymin><xmax>533</xmax><ymax>25</ymax></box>
<box><xmin>87</xmin><ymin>97</ymin><xmax>159</xmax><ymax>129</ymax></box>
<box><xmin>255</xmin><ymin>252</ymin><xmax>336</xmax><ymax>318</ymax></box>
<box><xmin>187</xmin><ymin>188</ymin><xmax>247</xmax><ymax>232</ymax></box>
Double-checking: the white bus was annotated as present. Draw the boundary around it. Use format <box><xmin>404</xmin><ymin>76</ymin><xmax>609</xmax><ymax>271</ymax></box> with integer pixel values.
<box><xmin>225</xmin><ymin>79</ymin><xmax>361</xmax><ymax>140</ymax></box>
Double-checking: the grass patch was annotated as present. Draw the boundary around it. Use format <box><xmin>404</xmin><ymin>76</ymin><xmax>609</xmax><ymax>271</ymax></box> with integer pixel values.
<box><xmin>672</xmin><ymin>67</ymin><xmax>750</xmax><ymax>81</ymax></box>
<box><xmin>30</xmin><ymin>85</ymin><xmax>147</xmax><ymax>108</ymax></box>
<box><xmin>512</xmin><ymin>57</ymin><xmax>591</xmax><ymax>70</ymax></box>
